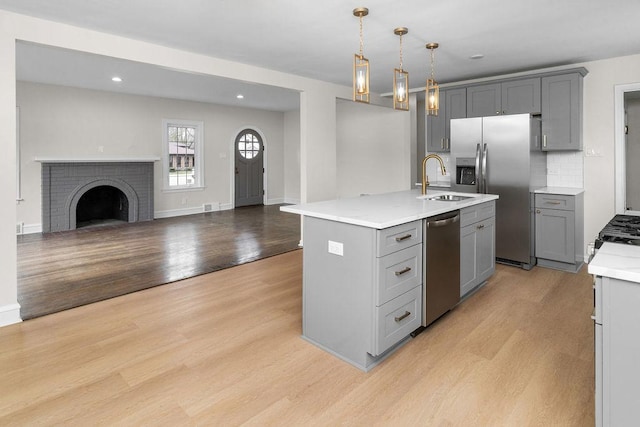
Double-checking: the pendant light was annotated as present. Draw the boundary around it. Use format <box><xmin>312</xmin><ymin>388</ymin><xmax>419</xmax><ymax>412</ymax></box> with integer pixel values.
<box><xmin>393</xmin><ymin>27</ymin><xmax>409</xmax><ymax>111</ymax></box>
<box><xmin>425</xmin><ymin>42</ymin><xmax>440</xmax><ymax>116</ymax></box>
<box><xmin>353</xmin><ymin>7</ymin><xmax>370</xmax><ymax>103</ymax></box>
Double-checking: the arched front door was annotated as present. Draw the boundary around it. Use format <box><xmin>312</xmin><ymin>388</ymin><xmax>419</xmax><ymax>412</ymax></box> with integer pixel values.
<box><xmin>234</xmin><ymin>129</ymin><xmax>264</xmax><ymax>207</ymax></box>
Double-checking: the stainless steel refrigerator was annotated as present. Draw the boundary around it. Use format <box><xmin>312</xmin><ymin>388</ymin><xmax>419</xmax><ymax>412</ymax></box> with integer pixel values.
<box><xmin>450</xmin><ymin>114</ymin><xmax>547</xmax><ymax>269</ymax></box>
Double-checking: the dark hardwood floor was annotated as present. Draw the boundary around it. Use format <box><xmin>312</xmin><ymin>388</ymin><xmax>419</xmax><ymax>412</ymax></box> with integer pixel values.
<box><xmin>17</xmin><ymin>205</ymin><xmax>300</xmax><ymax>320</ymax></box>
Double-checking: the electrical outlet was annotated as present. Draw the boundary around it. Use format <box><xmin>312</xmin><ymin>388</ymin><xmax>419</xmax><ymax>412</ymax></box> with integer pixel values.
<box><xmin>181</xmin><ymin>197</ymin><xmax>188</xmax><ymax>205</ymax></box>
<box><xmin>328</xmin><ymin>240</ymin><xmax>344</xmax><ymax>256</ymax></box>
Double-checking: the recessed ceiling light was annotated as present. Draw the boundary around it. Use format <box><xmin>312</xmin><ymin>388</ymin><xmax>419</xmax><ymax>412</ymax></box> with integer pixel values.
<box><xmin>236</xmin><ymin>94</ymin><xmax>244</xmax><ymax>99</ymax></box>
<box><xmin>470</xmin><ymin>54</ymin><xmax>484</xmax><ymax>60</ymax></box>
<box><xmin>111</xmin><ymin>76</ymin><xmax>123</xmax><ymax>82</ymax></box>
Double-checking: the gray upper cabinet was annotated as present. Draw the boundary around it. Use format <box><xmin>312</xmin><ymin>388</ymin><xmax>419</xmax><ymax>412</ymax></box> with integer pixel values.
<box><xmin>541</xmin><ymin>72</ymin><xmax>584</xmax><ymax>150</ymax></box>
<box><xmin>501</xmin><ymin>78</ymin><xmax>541</xmax><ymax>115</ymax></box>
<box><xmin>467</xmin><ymin>78</ymin><xmax>541</xmax><ymax>118</ymax></box>
<box><xmin>467</xmin><ymin>83</ymin><xmax>501</xmax><ymax>117</ymax></box>
<box><xmin>425</xmin><ymin>68</ymin><xmax>586</xmax><ymax>156</ymax></box>
<box><xmin>427</xmin><ymin>88</ymin><xmax>466</xmax><ymax>152</ymax></box>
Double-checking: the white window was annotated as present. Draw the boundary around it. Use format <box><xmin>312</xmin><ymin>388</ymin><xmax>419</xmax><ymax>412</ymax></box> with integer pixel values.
<box><xmin>162</xmin><ymin>119</ymin><xmax>204</xmax><ymax>190</ymax></box>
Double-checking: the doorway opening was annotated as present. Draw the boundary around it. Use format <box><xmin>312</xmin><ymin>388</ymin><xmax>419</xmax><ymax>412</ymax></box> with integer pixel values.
<box><xmin>234</xmin><ymin>128</ymin><xmax>264</xmax><ymax>207</ymax></box>
<box><xmin>615</xmin><ymin>83</ymin><xmax>640</xmax><ymax>214</ymax></box>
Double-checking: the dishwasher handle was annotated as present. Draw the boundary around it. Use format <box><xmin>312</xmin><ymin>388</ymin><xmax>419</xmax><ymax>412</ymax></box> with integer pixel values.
<box><xmin>426</xmin><ymin>213</ymin><xmax>460</xmax><ymax>228</ymax></box>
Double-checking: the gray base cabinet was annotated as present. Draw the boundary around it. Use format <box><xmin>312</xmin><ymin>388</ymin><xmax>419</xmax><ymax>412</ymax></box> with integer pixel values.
<box><xmin>460</xmin><ymin>201</ymin><xmax>496</xmax><ymax>297</ymax></box>
<box><xmin>594</xmin><ymin>276</ymin><xmax>640</xmax><ymax>426</ymax></box>
<box><xmin>534</xmin><ymin>193</ymin><xmax>584</xmax><ymax>272</ymax></box>
<box><xmin>302</xmin><ymin>217</ymin><xmax>422</xmax><ymax>371</ymax></box>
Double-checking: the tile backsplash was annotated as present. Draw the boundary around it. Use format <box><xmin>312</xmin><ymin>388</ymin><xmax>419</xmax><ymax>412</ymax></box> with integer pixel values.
<box><xmin>546</xmin><ymin>151</ymin><xmax>584</xmax><ymax>188</ymax></box>
<box><xmin>421</xmin><ymin>150</ymin><xmax>584</xmax><ymax>189</ymax></box>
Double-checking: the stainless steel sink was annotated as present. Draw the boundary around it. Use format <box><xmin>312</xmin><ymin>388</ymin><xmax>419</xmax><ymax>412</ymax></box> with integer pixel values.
<box><xmin>426</xmin><ymin>194</ymin><xmax>473</xmax><ymax>202</ymax></box>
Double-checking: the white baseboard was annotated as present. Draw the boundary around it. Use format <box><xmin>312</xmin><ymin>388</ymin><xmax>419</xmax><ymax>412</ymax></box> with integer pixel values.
<box><xmin>155</xmin><ymin>206</ymin><xmax>205</xmax><ymax>219</ymax></box>
<box><xmin>0</xmin><ymin>304</ymin><xmax>22</xmax><ymax>327</ymax></box>
<box><xmin>16</xmin><ymin>223</ymin><xmax>42</xmax><ymax>235</ymax></box>
<box><xmin>155</xmin><ymin>203</ymin><xmax>233</xmax><ymax>219</ymax></box>
<box><xmin>266</xmin><ymin>198</ymin><xmax>285</xmax><ymax>205</ymax></box>
<box><xmin>283</xmin><ymin>198</ymin><xmax>301</xmax><ymax>205</ymax></box>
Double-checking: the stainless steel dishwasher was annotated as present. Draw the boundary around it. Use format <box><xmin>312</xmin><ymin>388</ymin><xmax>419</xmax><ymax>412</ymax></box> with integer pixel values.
<box><xmin>423</xmin><ymin>210</ymin><xmax>460</xmax><ymax>326</ymax></box>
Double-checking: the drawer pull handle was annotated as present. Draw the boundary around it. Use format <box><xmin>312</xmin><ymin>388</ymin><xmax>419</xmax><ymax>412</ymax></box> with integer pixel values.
<box><xmin>546</xmin><ymin>201</ymin><xmax>562</xmax><ymax>205</ymax></box>
<box><xmin>476</xmin><ymin>224</ymin><xmax>484</xmax><ymax>230</ymax></box>
<box><xmin>395</xmin><ymin>267</ymin><xmax>412</xmax><ymax>276</ymax></box>
<box><xmin>395</xmin><ymin>311</ymin><xmax>411</xmax><ymax>322</ymax></box>
<box><xmin>395</xmin><ymin>234</ymin><xmax>412</xmax><ymax>242</ymax></box>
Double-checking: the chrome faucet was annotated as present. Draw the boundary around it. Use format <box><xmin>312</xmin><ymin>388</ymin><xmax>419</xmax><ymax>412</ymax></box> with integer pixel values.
<box><xmin>421</xmin><ymin>154</ymin><xmax>447</xmax><ymax>195</ymax></box>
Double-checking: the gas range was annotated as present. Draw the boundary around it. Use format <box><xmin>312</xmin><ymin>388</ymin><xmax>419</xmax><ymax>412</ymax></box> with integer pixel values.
<box><xmin>596</xmin><ymin>214</ymin><xmax>640</xmax><ymax>248</ymax></box>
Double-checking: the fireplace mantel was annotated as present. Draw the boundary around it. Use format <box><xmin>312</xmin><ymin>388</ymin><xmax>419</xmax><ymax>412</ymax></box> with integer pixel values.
<box><xmin>35</xmin><ymin>157</ymin><xmax>160</xmax><ymax>163</ymax></box>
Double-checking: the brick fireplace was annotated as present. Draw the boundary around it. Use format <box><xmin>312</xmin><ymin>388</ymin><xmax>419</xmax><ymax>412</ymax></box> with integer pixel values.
<box><xmin>40</xmin><ymin>160</ymin><xmax>155</xmax><ymax>232</ymax></box>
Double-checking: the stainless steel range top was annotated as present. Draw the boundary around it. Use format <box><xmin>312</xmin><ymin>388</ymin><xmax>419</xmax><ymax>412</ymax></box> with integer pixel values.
<box><xmin>597</xmin><ymin>214</ymin><xmax>640</xmax><ymax>247</ymax></box>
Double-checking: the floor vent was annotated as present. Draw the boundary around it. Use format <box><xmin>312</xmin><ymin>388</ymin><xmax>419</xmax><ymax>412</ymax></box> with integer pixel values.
<box><xmin>203</xmin><ymin>203</ymin><xmax>214</xmax><ymax>212</ymax></box>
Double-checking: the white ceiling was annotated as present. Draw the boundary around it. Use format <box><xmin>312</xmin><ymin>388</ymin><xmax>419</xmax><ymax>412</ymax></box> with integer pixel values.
<box><xmin>4</xmin><ymin>0</ymin><xmax>640</xmax><ymax>111</ymax></box>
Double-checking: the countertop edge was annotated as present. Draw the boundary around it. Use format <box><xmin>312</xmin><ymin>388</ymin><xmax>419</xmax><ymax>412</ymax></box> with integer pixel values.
<box><xmin>588</xmin><ymin>242</ymin><xmax>640</xmax><ymax>283</ymax></box>
<box><xmin>280</xmin><ymin>190</ymin><xmax>499</xmax><ymax>229</ymax></box>
<box><xmin>534</xmin><ymin>187</ymin><xmax>584</xmax><ymax>196</ymax></box>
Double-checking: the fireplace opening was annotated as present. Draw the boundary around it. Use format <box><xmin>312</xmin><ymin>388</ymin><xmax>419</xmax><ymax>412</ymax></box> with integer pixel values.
<box><xmin>76</xmin><ymin>185</ymin><xmax>129</xmax><ymax>229</ymax></box>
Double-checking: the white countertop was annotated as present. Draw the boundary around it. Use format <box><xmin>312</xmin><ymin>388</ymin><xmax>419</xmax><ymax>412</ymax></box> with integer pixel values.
<box><xmin>280</xmin><ymin>189</ymin><xmax>499</xmax><ymax>229</ymax></box>
<box><xmin>534</xmin><ymin>187</ymin><xmax>584</xmax><ymax>196</ymax></box>
<box><xmin>588</xmin><ymin>242</ymin><xmax>640</xmax><ymax>283</ymax></box>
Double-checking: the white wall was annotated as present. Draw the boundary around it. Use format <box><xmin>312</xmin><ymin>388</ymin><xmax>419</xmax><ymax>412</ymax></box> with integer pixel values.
<box><xmin>336</xmin><ymin>100</ymin><xmax>411</xmax><ymax>198</ymax></box>
<box><xmin>16</xmin><ymin>81</ymin><xmax>286</xmax><ymax>227</ymax></box>
<box><xmin>283</xmin><ymin>109</ymin><xmax>301</xmax><ymax>204</ymax></box>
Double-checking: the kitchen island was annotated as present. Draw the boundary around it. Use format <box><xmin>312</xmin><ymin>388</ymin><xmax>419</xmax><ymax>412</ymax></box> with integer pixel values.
<box><xmin>281</xmin><ymin>189</ymin><xmax>499</xmax><ymax>371</ymax></box>
<box><xmin>588</xmin><ymin>243</ymin><xmax>640</xmax><ymax>426</ymax></box>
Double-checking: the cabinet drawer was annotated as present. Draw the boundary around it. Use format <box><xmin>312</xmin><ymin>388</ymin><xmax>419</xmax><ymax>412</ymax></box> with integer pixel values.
<box><xmin>460</xmin><ymin>201</ymin><xmax>495</xmax><ymax>227</ymax></box>
<box><xmin>377</xmin><ymin>220</ymin><xmax>422</xmax><ymax>257</ymax></box>
<box><xmin>375</xmin><ymin>244</ymin><xmax>422</xmax><ymax>306</ymax></box>
<box><xmin>371</xmin><ymin>285</ymin><xmax>422</xmax><ymax>356</ymax></box>
<box><xmin>534</xmin><ymin>193</ymin><xmax>574</xmax><ymax>211</ymax></box>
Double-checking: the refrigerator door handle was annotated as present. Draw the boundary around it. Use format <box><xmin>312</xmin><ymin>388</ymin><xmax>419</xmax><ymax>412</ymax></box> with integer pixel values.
<box><xmin>482</xmin><ymin>143</ymin><xmax>488</xmax><ymax>194</ymax></box>
<box><xmin>475</xmin><ymin>143</ymin><xmax>482</xmax><ymax>193</ymax></box>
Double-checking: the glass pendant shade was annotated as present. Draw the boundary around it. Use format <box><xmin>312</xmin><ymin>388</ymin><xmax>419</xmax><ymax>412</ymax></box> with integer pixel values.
<box><xmin>354</xmin><ymin>54</ymin><xmax>370</xmax><ymax>103</ymax></box>
<box><xmin>426</xmin><ymin>78</ymin><xmax>439</xmax><ymax>116</ymax></box>
<box><xmin>394</xmin><ymin>68</ymin><xmax>409</xmax><ymax>110</ymax></box>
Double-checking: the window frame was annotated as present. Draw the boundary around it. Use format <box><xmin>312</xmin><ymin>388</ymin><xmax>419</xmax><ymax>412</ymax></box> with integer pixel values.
<box><xmin>162</xmin><ymin>119</ymin><xmax>204</xmax><ymax>191</ymax></box>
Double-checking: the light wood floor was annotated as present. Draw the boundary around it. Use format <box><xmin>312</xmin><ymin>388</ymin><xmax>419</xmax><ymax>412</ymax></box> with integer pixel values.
<box><xmin>0</xmin><ymin>250</ymin><xmax>594</xmax><ymax>425</ymax></box>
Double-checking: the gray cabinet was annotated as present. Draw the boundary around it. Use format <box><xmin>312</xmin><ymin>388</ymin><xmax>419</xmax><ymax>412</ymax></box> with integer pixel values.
<box><xmin>467</xmin><ymin>78</ymin><xmax>541</xmax><ymax>118</ymax></box>
<box><xmin>427</xmin><ymin>88</ymin><xmax>466</xmax><ymax>152</ymax></box>
<box><xmin>593</xmin><ymin>275</ymin><xmax>640</xmax><ymax>426</ymax></box>
<box><xmin>302</xmin><ymin>217</ymin><xmax>422</xmax><ymax>371</ymax></box>
<box><xmin>534</xmin><ymin>192</ymin><xmax>584</xmax><ymax>272</ymax></box>
<box><xmin>467</xmin><ymin>83</ymin><xmax>501</xmax><ymax>118</ymax></box>
<box><xmin>541</xmin><ymin>72</ymin><xmax>584</xmax><ymax>150</ymax></box>
<box><xmin>460</xmin><ymin>201</ymin><xmax>496</xmax><ymax>297</ymax></box>
<box><xmin>502</xmin><ymin>78</ymin><xmax>541</xmax><ymax>115</ymax></box>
